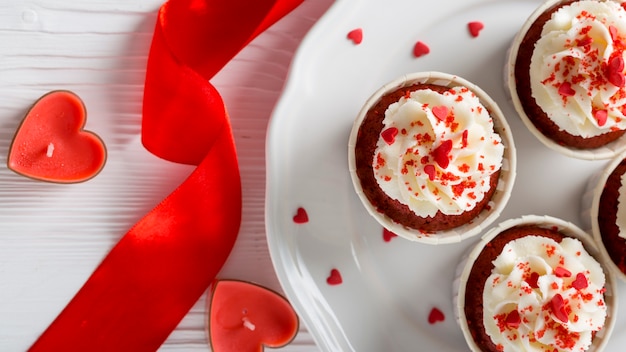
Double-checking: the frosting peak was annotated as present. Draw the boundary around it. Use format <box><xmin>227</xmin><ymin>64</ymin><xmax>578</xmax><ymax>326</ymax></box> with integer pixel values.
<box><xmin>372</xmin><ymin>86</ymin><xmax>503</xmax><ymax>217</ymax></box>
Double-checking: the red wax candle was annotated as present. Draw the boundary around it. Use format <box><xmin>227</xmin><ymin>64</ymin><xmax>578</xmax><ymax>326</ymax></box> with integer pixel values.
<box><xmin>7</xmin><ymin>90</ymin><xmax>107</xmax><ymax>183</ymax></box>
<box><xmin>208</xmin><ymin>280</ymin><xmax>299</xmax><ymax>352</ymax></box>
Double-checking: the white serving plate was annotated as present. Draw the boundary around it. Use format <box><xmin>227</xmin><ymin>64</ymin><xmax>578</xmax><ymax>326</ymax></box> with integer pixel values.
<box><xmin>265</xmin><ymin>0</ymin><xmax>626</xmax><ymax>350</ymax></box>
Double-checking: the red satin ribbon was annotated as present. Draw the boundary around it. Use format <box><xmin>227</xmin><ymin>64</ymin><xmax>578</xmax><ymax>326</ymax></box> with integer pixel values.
<box><xmin>29</xmin><ymin>0</ymin><xmax>302</xmax><ymax>351</ymax></box>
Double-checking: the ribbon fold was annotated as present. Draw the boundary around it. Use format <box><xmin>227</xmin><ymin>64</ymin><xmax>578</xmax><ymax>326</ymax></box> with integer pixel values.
<box><xmin>29</xmin><ymin>0</ymin><xmax>302</xmax><ymax>350</ymax></box>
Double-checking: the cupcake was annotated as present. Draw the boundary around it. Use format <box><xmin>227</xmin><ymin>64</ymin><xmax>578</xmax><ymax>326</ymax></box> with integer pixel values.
<box><xmin>582</xmin><ymin>149</ymin><xmax>626</xmax><ymax>281</ymax></box>
<box><xmin>455</xmin><ymin>215</ymin><xmax>617</xmax><ymax>352</ymax></box>
<box><xmin>348</xmin><ymin>72</ymin><xmax>516</xmax><ymax>244</ymax></box>
<box><xmin>506</xmin><ymin>0</ymin><xmax>626</xmax><ymax>159</ymax></box>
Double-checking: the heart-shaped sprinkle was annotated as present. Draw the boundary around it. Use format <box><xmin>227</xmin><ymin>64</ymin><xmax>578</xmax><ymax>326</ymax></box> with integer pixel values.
<box><xmin>326</xmin><ymin>268</ymin><xmax>343</xmax><ymax>285</ymax></box>
<box><xmin>594</xmin><ymin>109</ymin><xmax>608</xmax><ymax>127</ymax></box>
<box><xmin>609</xmin><ymin>72</ymin><xmax>626</xmax><ymax>88</ymax></box>
<box><xmin>432</xmin><ymin>105</ymin><xmax>448</xmax><ymax>121</ymax></box>
<box><xmin>610</xmin><ymin>55</ymin><xmax>625</xmax><ymax>72</ymax></box>
<box><xmin>7</xmin><ymin>90</ymin><xmax>107</xmax><ymax>183</ymax></box>
<box><xmin>381</xmin><ymin>127</ymin><xmax>398</xmax><ymax>145</ymax></box>
<box><xmin>550</xmin><ymin>293</ymin><xmax>569</xmax><ymax>323</ymax></box>
<box><xmin>468</xmin><ymin>21</ymin><xmax>484</xmax><ymax>38</ymax></box>
<box><xmin>424</xmin><ymin>164</ymin><xmax>436</xmax><ymax>181</ymax></box>
<box><xmin>431</xmin><ymin>139</ymin><xmax>453</xmax><ymax>169</ymax></box>
<box><xmin>293</xmin><ymin>207</ymin><xmax>309</xmax><ymax>224</ymax></box>
<box><xmin>208</xmin><ymin>280</ymin><xmax>299</xmax><ymax>352</ymax></box>
<box><xmin>558</xmin><ymin>82</ymin><xmax>576</xmax><ymax>97</ymax></box>
<box><xmin>526</xmin><ymin>272</ymin><xmax>539</xmax><ymax>289</ymax></box>
<box><xmin>607</xmin><ymin>55</ymin><xmax>626</xmax><ymax>87</ymax></box>
<box><xmin>554</xmin><ymin>266</ymin><xmax>572</xmax><ymax>278</ymax></box>
<box><xmin>572</xmin><ymin>272</ymin><xmax>589</xmax><ymax>290</ymax></box>
<box><xmin>347</xmin><ymin>28</ymin><xmax>363</xmax><ymax>45</ymax></box>
<box><xmin>428</xmin><ymin>307</ymin><xmax>445</xmax><ymax>324</ymax></box>
<box><xmin>505</xmin><ymin>310</ymin><xmax>521</xmax><ymax>328</ymax></box>
<box><xmin>382</xmin><ymin>228</ymin><xmax>397</xmax><ymax>242</ymax></box>
<box><xmin>413</xmin><ymin>41</ymin><xmax>430</xmax><ymax>58</ymax></box>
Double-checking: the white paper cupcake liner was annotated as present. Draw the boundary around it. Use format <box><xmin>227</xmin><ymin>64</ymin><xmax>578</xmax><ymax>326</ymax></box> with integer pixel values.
<box><xmin>581</xmin><ymin>149</ymin><xmax>626</xmax><ymax>282</ymax></box>
<box><xmin>348</xmin><ymin>71</ymin><xmax>517</xmax><ymax>245</ymax></box>
<box><xmin>505</xmin><ymin>0</ymin><xmax>626</xmax><ymax>160</ymax></box>
<box><xmin>454</xmin><ymin>215</ymin><xmax>618</xmax><ymax>351</ymax></box>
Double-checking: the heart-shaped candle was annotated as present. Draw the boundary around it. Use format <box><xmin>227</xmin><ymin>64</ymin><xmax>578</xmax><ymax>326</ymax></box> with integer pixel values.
<box><xmin>208</xmin><ymin>280</ymin><xmax>299</xmax><ymax>352</ymax></box>
<box><xmin>8</xmin><ymin>90</ymin><xmax>106</xmax><ymax>183</ymax></box>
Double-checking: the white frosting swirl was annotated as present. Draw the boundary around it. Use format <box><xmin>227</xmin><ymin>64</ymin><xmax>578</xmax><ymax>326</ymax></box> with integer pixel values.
<box><xmin>484</xmin><ymin>235</ymin><xmax>607</xmax><ymax>352</ymax></box>
<box><xmin>372</xmin><ymin>86</ymin><xmax>503</xmax><ymax>217</ymax></box>
<box><xmin>617</xmin><ymin>172</ymin><xmax>626</xmax><ymax>239</ymax></box>
<box><xmin>530</xmin><ymin>0</ymin><xmax>626</xmax><ymax>137</ymax></box>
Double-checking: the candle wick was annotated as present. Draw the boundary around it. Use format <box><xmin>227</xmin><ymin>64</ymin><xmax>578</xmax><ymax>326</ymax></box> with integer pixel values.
<box><xmin>242</xmin><ymin>316</ymin><xmax>256</xmax><ymax>331</ymax></box>
<box><xmin>46</xmin><ymin>143</ymin><xmax>55</xmax><ymax>158</ymax></box>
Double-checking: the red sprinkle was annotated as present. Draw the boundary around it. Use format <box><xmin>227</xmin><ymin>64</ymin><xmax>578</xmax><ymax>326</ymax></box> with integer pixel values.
<box><xmin>558</xmin><ymin>82</ymin><xmax>576</xmax><ymax>96</ymax></box>
<box><xmin>428</xmin><ymin>307</ymin><xmax>445</xmax><ymax>324</ymax></box>
<box><xmin>468</xmin><ymin>21</ymin><xmax>484</xmax><ymax>38</ymax></box>
<box><xmin>432</xmin><ymin>105</ymin><xmax>449</xmax><ymax>121</ymax></box>
<box><xmin>326</xmin><ymin>269</ymin><xmax>343</xmax><ymax>285</ymax></box>
<box><xmin>608</xmin><ymin>55</ymin><xmax>626</xmax><ymax>87</ymax></box>
<box><xmin>609</xmin><ymin>55</ymin><xmax>624</xmax><ymax>72</ymax></box>
<box><xmin>382</xmin><ymin>228</ymin><xmax>397</xmax><ymax>242</ymax></box>
<box><xmin>462</xmin><ymin>130</ymin><xmax>469</xmax><ymax>148</ymax></box>
<box><xmin>609</xmin><ymin>71</ymin><xmax>626</xmax><ymax>88</ymax></box>
<box><xmin>610</xmin><ymin>25</ymin><xmax>619</xmax><ymax>41</ymax></box>
<box><xmin>526</xmin><ymin>272</ymin><xmax>539</xmax><ymax>289</ymax></box>
<box><xmin>550</xmin><ymin>294</ymin><xmax>569</xmax><ymax>323</ymax></box>
<box><xmin>594</xmin><ymin>109</ymin><xmax>608</xmax><ymax>126</ymax></box>
<box><xmin>554</xmin><ymin>266</ymin><xmax>572</xmax><ymax>278</ymax></box>
<box><xmin>424</xmin><ymin>164</ymin><xmax>436</xmax><ymax>181</ymax></box>
<box><xmin>572</xmin><ymin>272</ymin><xmax>589</xmax><ymax>290</ymax></box>
<box><xmin>381</xmin><ymin>127</ymin><xmax>398</xmax><ymax>145</ymax></box>
<box><xmin>505</xmin><ymin>309</ymin><xmax>521</xmax><ymax>328</ymax></box>
<box><xmin>413</xmin><ymin>41</ymin><xmax>430</xmax><ymax>58</ymax></box>
<box><xmin>293</xmin><ymin>207</ymin><xmax>309</xmax><ymax>224</ymax></box>
<box><xmin>347</xmin><ymin>28</ymin><xmax>363</xmax><ymax>45</ymax></box>
<box><xmin>432</xmin><ymin>140</ymin><xmax>453</xmax><ymax>169</ymax></box>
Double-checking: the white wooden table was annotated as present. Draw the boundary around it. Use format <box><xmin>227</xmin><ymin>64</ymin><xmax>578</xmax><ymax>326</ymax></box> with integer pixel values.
<box><xmin>0</xmin><ymin>0</ymin><xmax>332</xmax><ymax>350</ymax></box>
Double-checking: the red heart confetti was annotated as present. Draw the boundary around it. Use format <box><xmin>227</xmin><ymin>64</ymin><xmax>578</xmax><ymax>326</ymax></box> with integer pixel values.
<box><xmin>554</xmin><ymin>266</ymin><xmax>571</xmax><ymax>278</ymax></box>
<box><xmin>550</xmin><ymin>293</ymin><xmax>569</xmax><ymax>323</ymax></box>
<box><xmin>595</xmin><ymin>110</ymin><xmax>608</xmax><ymax>127</ymax></box>
<box><xmin>381</xmin><ymin>127</ymin><xmax>398</xmax><ymax>145</ymax></box>
<box><xmin>609</xmin><ymin>71</ymin><xmax>626</xmax><ymax>88</ymax></box>
<box><xmin>428</xmin><ymin>307</ymin><xmax>445</xmax><ymax>324</ymax></box>
<box><xmin>468</xmin><ymin>21</ymin><xmax>484</xmax><ymax>38</ymax></box>
<box><xmin>558</xmin><ymin>82</ymin><xmax>576</xmax><ymax>97</ymax></box>
<box><xmin>7</xmin><ymin>90</ymin><xmax>107</xmax><ymax>183</ymax></box>
<box><xmin>505</xmin><ymin>310</ymin><xmax>521</xmax><ymax>328</ymax></box>
<box><xmin>431</xmin><ymin>139</ymin><xmax>453</xmax><ymax>169</ymax></box>
<box><xmin>382</xmin><ymin>228</ymin><xmax>397</xmax><ymax>242</ymax></box>
<box><xmin>413</xmin><ymin>41</ymin><xmax>430</xmax><ymax>58</ymax></box>
<box><xmin>526</xmin><ymin>272</ymin><xmax>540</xmax><ymax>289</ymax></box>
<box><xmin>208</xmin><ymin>280</ymin><xmax>299</xmax><ymax>352</ymax></box>
<box><xmin>432</xmin><ymin>105</ymin><xmax>449</xmax><ymax>121</ymax></box>
<box><xmin>293</xmin><ymin>207</ymin><xmax>309</xmax><ymax>224</ymax></box>
<box><xmin>608</xmin><ymin>55</ymin><xmax>625</xmax><ymax>87</ymax></box>
<box><xmin>347</xmin><ymin>28</ymin><xmax>363</xmax><ymax>45</ymax></box>
<box><xmin>424</xmin><ymin>164</ymin><xmax>436</xmax><ymax>181</ymax></box>
<box><xmin>572</xmin><ymin>272</ymin><xmax>589</xmax><ymax>290</ymax></box>
<box><xmin>326</xmin><ymin>268</ymin><xmax>343</xmax><ymax>285</ymax></box>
